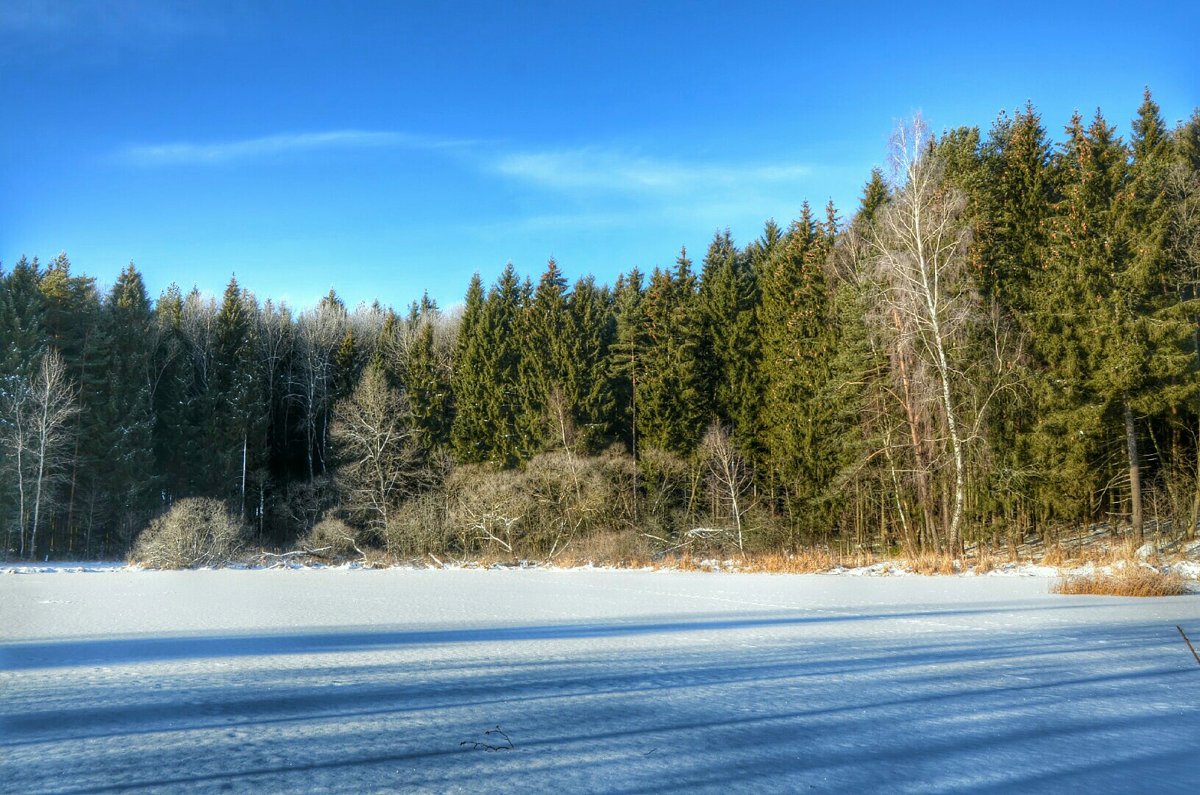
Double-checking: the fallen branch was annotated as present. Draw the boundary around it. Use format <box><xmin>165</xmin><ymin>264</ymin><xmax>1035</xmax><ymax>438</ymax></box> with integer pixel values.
<box><xmin>1178</xmin><ymin>626</ymin><xmax>1200</xmax><ymax>667</ymax></box>
<box><xmin>428</xmin><ymin>552</ymin><xmax>445</xmax><ymax>568</ymax></box>
<box><xmin>338</xmin><ymin>533</ymin><xmax>368</xmax><ymax>561</ymax></box>
<box><xmin>460</xmin><ymin>725</ymin><xmax>514</xmax><ymax>752</ymax></box>
<box><xmin>259</xmin><ymin>548</ymin><xmax>330</xmax><ymax>565</ymax></box>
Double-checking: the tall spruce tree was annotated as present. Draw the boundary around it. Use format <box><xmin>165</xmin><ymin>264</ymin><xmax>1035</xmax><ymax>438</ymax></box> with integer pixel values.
<box><xmin>1035</xmin><ymin>110</ymin><xmax>1158</xmax><ymax>532</ymax></box>
<box><xmin>400</xmin><ymin>298</ymin><xmax>453</xmax><ymax>459</ymax></box>
<box><xmin>91</xmin><ymin>264</ymin><xmax>158</xmax><ymax>545</ymax></box>
<box><xmin>450</xmin><ymin>273</ymin><xmax>490</xmax><ymax>463</ymax></box>
<box><xmin>564</xmin><ymin>276</ymin><xmax>617</xmax><ymax>453</ymax></box>
<box><xmin>35</xmin><ymin>254</ymin><xmax>102</xmax><ymax>553</ymax></box>
<box><xmin>757</xmin><ymin>204</ymin><xmax>841</xmax><ymax>533</ymax></box>
<box><xmin>214</xmin><ymin>277</ymin><xmax>267</xmax><ymax>517</ymax></box>
<box><xmin>0</xmin><ymin>257</ymin><xmax>46</xmax><ymax>380</ymax></box>
<box><xmin>478</xmin><ymin>265</ymin><xmax>528</xmax><ymax>466</ymax></box>
<box><xmin>518</xmin><ymin>259</ymin><xmax>570</xmax><ymax>454</ymax></box>
<box><xmin>636</xmin><ymin>249</ymin><xmax>705</xmax><ymax>455</ymax></box>
<box><xmin>608</xmin><ymin>269</ymin><xmax>645</xmax><ymax>456</ymax></box>
<box><xmin>697</xmin><ymin>230</ymin><xmax>760</xmax><ymax>445</ymax></box>
<box><xmin>1123</xmin><ymin>92</ymin><xmax>1198</xmax><ymax>537</ymax></box>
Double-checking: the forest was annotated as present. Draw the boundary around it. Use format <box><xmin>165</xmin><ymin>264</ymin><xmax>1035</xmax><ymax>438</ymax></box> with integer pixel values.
<box><xmin>3</xmin><ymin>92</ymin><xmax>1199</xmax><ymax>563</ymax></box>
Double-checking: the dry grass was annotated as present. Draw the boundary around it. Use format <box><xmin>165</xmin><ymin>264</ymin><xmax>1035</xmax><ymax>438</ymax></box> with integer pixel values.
<box><xmin>551</xmin><ymin>532</ymin><xmax>654</xmax><ymax>569</ymax></box>
<box><xmin>909</xmin><ymin>552</ymin><xmax>958</xmax><ymax>575</ymax></box>
<box><xmin>736</xmin><ymin>549</ymin><xmax>877</xmax><ymax>574</ymax></box>
<box><xmin>1052</xmin><ymin>567</ymin><xmax>1191</xmax><ymax>597</ymax></box>
<box><xmin>1040</xmin><ymin>544</ymin><xmax>1065</xmax><ymax>566</ymax></box>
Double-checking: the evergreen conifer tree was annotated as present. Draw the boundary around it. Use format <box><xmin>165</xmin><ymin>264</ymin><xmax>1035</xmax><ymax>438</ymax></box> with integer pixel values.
<box><xmin>608</xmin><ymin>269</ymin><xmax>645</xmax><ymax>456</ymax></box>
<box><xmin>636</xmin><ymin>249</ymin><xmax>705</xmax><ymax>455</ymax></box>
<box><xmin>450</xmin><ymin>273</ymin><xmax>490</xmax><ymax>463</ymax></box>
<box><xmin>90</xmin><ymin>264</ymin><xmax>159</xmax><ymax>544</ymax></box>
<box><xmin>518</xmin><ymin>259</ymin><xmax>570</xmax><ymax>454</ymax></box>
<box><xmin>214</xmin><ymin>277</ymin><xmax>267</xmax><ymax>516</ymax></box>
<box><xmin>757</xmin><ymin>204</ymin><xmax>841</xmax><ymax>531</ymax></box>
<box><xmin>564</xmin><ymin>276</ymin><xmax>617</xmax><ymax>453</ymax></box>
<box><xmin>697</xmin><ymin>230</ymin><xmax>760</xmax><ymax>443</ymax></box>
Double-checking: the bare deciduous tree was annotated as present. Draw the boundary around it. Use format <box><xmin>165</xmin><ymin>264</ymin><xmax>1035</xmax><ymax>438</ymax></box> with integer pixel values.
<box><xmin>869</xmin><ymin>116</ymin><xmax>976</xmax><ymax>554</ymax></box>
<box><xmin>1</xmin><ymin>350</ymin><xmax>79</xmax><ymax>559</ymax></box>
<box><xmin>331</xmin><ymin>366</ymin><xmax>422</xmax><ymax>533</ymax></box>
<box><xmin>291</xmin><ymin>300</ymin><xmax>347</xmax><ymax>479</ymax></box>
<box><xmin>698</xmin><ymin>422</ymin><xmax>754</xmax><ymax>553</ymax></box>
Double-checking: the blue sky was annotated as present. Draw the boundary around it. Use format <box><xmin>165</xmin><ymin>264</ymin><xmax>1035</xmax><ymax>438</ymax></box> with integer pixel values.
<box><xmin>2</xmin><ymin>1</ymin><xmax>1197</xmax><ymax>310</ymax></box>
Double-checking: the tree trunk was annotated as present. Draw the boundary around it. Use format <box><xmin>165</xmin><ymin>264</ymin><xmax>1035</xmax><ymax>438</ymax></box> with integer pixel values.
<box><xmin>240</xmin><ymin>435</ymin><xmax>248</xmax><ymax>520</ymax></box>
<box><xmin>29</xmin><ymin>384</ymin><xmax>53</xmax><ymax>560</ymax></box>
<box><xmin>1124</xmin><ymin>399</ymin><xmax>1143</xmax><ymax>542</ymax></box>
<box><xmin>891</xmin><ymin>314</ymin><xmax>937</xmax><ymax>550</ymax></box>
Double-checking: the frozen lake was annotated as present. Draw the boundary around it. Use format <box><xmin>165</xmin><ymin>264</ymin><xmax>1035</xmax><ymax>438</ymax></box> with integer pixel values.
<box><xmin>3</xmin><ymin>568</ymin><xmax>1199</xmax><ymax>793</ymax></box>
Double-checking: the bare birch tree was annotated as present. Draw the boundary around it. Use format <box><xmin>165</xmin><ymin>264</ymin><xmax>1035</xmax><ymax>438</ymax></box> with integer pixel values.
<box><xmin>0</xmin><ymin>373</ymin><xmax>31</xmax><ymax>557</ymax></box>
<box><xmin>869</xmin><ymin>116</ymin><xmax>976</xmax><ymax>553</ymax></box>
<box><xmin>7</xmin><ymin>353</ymin><xmax>78</xmax><ymax>564</ymax></box>
<box><xmin>698</xmin><ymin>422</ymin><xmax>754</xmax><ymax>553</ymax></box>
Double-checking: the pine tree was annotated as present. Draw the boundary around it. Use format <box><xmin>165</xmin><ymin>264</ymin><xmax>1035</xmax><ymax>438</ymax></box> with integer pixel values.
<box><xmin>34</xmin><ymin>254</ymin><xmax>101</xmax><ymax>553</ymax></box>
<box><xmin>964</xmin><ymin>104</ymin><xmax>1059</xmax><ymax>533</ymax></box>
<box><xmin>0</xmin><ymin>256</ymin><xmax>46</xmax><ymax>380</ymax></box>
<box><xmin>757</xmin><ymin>204</ymin><xmax>841</xmax><ymax>533</ymax></box>
<box><xmin>518</xmin><ymin>259</ymin><xmax>570</xmax><ymax>454</ymax></box>
<box><xmin>1122</xmin><ymin>92</ymin><xmax>1198</xmax><ymax>537</ymax></box>
<box><xmin>608</xmin><ymin>269</ymin><xmax>645</xmax><ymax>456</ymax></box>
<box><xmin>564</xmin><ymin>276</ymin><xmax>617</xmax><ymax>453</ymax></box>
<box><xmin>89</xmin><ymin>264</ymin><xmax>159</xmax><ymax>546</ymax></box>
<box><xmin>1034</xmin><ymin>109</ymin><xmax>1179</xmax><ymax>533</ymax></box>
<box><xmin>858</xmin><ymin>169</ymin><xmax>889</xmax><ymax>227</ymax></box>
<box><xmin>636</xmin><ymin>249</ymin><xmax>705</xmax><ymax>455</ymax></box>
<box><xmin>213</xmin><ymin>276</ymin><xmax>267</xmax><ymax>517</ymax></box>
<box><xmin>697</xmin><ymin>230</ymin><xmax>760</xmax><ymax>445</ymax></box>
<box><xmin>450</xmin><ymin>273</ymin><xmax>490</xmax><ymax>463</ymax></box>
<box><xmin>401</xmin><ymin>297</ymin><xmax>453</xmax><ymax>458</ymax></box>
<box><xmin>477</xmin><ymin>264</ymin><xmax>528</xmax><ymax>466</ymax></box>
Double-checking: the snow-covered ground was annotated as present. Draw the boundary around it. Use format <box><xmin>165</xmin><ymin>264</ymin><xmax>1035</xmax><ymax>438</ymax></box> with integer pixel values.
<box><xmin>2</xmin><ymin>569</ymin><xmax>1199</xmax><ymax>793</ymax></box>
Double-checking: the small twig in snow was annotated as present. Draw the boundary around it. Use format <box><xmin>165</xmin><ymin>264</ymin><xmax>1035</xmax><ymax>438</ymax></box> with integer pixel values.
<box><xmin>1178</xmin><ymin>626</ymin><xmax>1200</xmax><ymax>667</ymax></box>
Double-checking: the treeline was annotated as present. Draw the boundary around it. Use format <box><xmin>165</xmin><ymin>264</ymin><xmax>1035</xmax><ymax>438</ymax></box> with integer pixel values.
<box><xmin>3</xmin><ymin>91</ymin><xmax>1199</xmax><ymax>561</ymax></box>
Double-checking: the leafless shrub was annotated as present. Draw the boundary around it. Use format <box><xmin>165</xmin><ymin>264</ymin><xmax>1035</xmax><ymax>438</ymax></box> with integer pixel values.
<box><xmin>445</xmin><ymin>449</ymin><xmax>640</xmax><ymax>559</ymax></box>
<box><xmin>383</xmin><ymin>492</ymin><xmax>453</xmax><ymax>557</ymax></box>
<box><xmin>637</xmin><ymin>446</ymin><xmax>694</xmax><ymax>544</ymax></box>
<box><xmin>279</xmin><ymin>475</ymin><xmax>338</xmax><ymax>535</ymax></box>
<box><xmin>445</xmin><ymin>465</ymin><xmax>526</xmax><ymax>556</ymax></box>
<box><xmin>299</xmin><ymin>516</ymin><xmax>364</xmax><ymax>559</ymax></box>
<box><xmin>131</xmin><ymin>498</ymin><xmax>247</xmax><ymax>569</ymax></box>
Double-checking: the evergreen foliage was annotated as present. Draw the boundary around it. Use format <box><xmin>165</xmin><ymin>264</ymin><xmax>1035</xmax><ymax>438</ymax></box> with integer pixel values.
<box><xmin>6</xmin><ymin>92</ymin><xmax>1200</xmax><ymax>559</ymax></box>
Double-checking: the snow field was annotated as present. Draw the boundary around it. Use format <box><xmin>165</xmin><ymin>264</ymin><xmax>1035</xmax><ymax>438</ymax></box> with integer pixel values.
<box><xmin>2</xmin><ymin>569</ymin><xmax>1199</xmax><ymax>793</ymax></box>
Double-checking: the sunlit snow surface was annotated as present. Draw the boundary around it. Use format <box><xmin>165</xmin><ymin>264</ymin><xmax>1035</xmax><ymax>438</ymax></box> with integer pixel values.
<box><xmin>3</xmin><ymin>568</ymin><xmax>1199</xmax><ymax>793</ymax></box>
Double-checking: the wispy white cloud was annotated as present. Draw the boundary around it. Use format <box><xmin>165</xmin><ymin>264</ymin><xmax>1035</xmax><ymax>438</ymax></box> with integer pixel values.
<box><xmin>120</xmin><ymin>130</ymin><xmax>475</xmax><ymax>166</ymax></box>
<box><xmin>493</xmin><ymin>148</ymin><xmax>813</xmax><ymax>196</ymax></box>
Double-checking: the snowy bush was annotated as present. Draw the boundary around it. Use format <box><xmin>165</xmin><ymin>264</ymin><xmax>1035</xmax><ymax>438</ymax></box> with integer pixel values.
<box><xmin>131</xmin><ymin>498</ymin><xmax>248</xmax><ymax>569</ymax></box>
